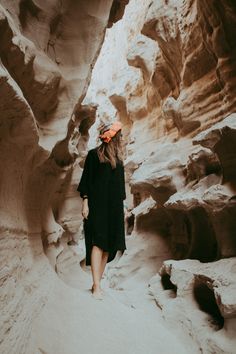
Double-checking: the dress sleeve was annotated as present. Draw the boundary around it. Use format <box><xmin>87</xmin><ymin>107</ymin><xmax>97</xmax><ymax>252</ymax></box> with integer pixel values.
<box><xmin>121</xmin><ymin>164</ymin><xmax>126</xmax><ymax>200</ymax></box>
<box><xmin>77</xmin><ymin>150</ymin><xmax>93</xmax><ymax>198</ymax></box>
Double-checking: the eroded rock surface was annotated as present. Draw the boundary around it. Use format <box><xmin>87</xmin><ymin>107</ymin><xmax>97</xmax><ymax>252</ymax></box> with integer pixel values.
<box><xmin>83</xmin><ymin>0</ymin><xmax>236</xmax><ymax>353</ymax></box>
<box><xmin>1</xmin><ymin>0</ymin><xmax>236</xmax><ymax>353</ymax></box>
<box><xmin>0</xmin><ymin>1</ymin><xmax>129</xmax><ymax>352</ymax></box>
<box><xmin>149</xmin><ymin>258</ymin><xmax>236</xmax><ymax>354</ymax></box>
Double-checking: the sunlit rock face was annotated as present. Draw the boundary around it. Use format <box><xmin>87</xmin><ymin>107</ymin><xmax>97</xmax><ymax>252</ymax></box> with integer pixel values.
<box><xmin>1</xmin><ymin>0</ymin><xmax>236</xmax><ymax>352</ymax></box>
<box><xmin>85</xmin><ymin>0</ymin><xmax>236</xmax><ymax>352</ymax></box>
<box><xmin>149</xmin><ymin>257</ymin><xmax>236</xmax><ymax>354</ymax></box>
<box><xmin>137</xmin><ymin>0</ymin><xmax>236</xmax><ymax>264</ymax></box>
<box><xmin>0</xmin><ymin>1</ymin><xmax>128</xmax><ymax>352</ymax></box>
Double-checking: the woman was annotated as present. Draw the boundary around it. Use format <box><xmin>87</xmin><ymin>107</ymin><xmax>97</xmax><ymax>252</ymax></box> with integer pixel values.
<box><xmin>77</xmin><ymin>121</ymin><xmax>127</xmax><ymax>300</ymax></box>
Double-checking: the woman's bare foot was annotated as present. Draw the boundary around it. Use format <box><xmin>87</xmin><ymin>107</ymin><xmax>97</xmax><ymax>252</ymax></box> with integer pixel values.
<box><xmin>91</xmin><ymin>284</ymin><xmax>103</xmax><ymax>300</ymax></box>
<box><xmin>91</xmin><ymin>284</ymin><xmax>104</xmax><ymax>294</ymax></box>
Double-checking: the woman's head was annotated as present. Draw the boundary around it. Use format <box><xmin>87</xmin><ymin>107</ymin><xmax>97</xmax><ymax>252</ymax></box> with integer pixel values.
<box><xmin>99</xmin><ymin>121</ymin><xmax>122</xmax><ymax>143</ymax></box>
<box><xmin>97</xmin><ymin>121</ymin><xmax>124</xmax><ymax>169</ymax></box>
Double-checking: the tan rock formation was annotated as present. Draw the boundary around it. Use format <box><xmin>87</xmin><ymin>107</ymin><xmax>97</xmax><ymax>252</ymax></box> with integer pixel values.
<box><xmin>149</xmin><ymin>258</ymin><xmax>236</xmax><ymax>354</ymax></box>
<box><xmin>83</xmin><ymin>0</ymin><xmax>236</xmax><ymax>352</ymax></box>
<box><xmin>0</xmin><ymin>1</ymin><xmax>129</xmax><ymax>352</ymax></box>
<box><xmin>1</xmin><ymin>0</ymin><xmax>236</xmax><ymax>352</ymax></box>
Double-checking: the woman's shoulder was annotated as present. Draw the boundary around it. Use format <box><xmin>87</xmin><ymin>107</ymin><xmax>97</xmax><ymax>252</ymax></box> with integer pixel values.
<box><xmin>87</xmin><ymin>148</ymin><xmax>99</xmax><ymax>162</ymax></box>
<box><xmin>88</xmin><ymin>147</ymin><xmax>98</xmax><ymax>156</ymax></box>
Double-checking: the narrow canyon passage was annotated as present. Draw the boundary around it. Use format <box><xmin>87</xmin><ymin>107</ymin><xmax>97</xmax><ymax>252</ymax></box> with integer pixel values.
<box><xmin>30</xmin><ymin>234</ymin><xmax>194</xmax><ymax>354</ymax></box>
<box><xmin>1</xmin><ymin>0</ymin><xmax>236</xmax><ymax>353</ymax></box>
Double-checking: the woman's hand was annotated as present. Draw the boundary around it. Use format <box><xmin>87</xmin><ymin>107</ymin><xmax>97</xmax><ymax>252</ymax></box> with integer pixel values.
<box><xmin>82</xmin><ymin>198</ymin><xmax>89</xmax><ymax>219</ymax></box>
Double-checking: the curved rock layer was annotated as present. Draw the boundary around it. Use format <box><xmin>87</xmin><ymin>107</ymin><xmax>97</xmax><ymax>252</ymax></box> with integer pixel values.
<box><xmin>0</xmin><ymin>1</ymin><xmax>129</xmax><ymax>352</ymax></box>
<box><xmin>84</xmin><ymin>0</ymin><xmax>236</xmax><ymax>352</ymax></box>
<box><xmin>1</xmin><ymin>0</ymin><xmax>236</xmax><ymax>352</ymax></box>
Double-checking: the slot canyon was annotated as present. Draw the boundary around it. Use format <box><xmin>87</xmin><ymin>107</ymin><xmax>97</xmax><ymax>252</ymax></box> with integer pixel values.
<box><xmin>0</xmin><ymin>0</ymin><xmax>236</xmax><ymax>353</ymax></box>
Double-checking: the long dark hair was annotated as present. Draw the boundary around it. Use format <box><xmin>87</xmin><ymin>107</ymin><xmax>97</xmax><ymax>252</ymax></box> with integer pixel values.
<box><xmin>96</xmin><ymin>127</ymin><xmax>124</xmax><ymax>169</ymax></box>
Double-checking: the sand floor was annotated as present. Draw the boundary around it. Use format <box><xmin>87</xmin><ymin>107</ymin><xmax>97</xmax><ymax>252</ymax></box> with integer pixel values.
<box><xmin>29</xmin><ymin>237</ymin><xmax>196</xmax><ymax>354</ymax></box>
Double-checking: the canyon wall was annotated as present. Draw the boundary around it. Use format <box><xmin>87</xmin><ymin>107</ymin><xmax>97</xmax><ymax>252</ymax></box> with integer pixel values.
<box><xmin>1</xmin><ymin>0</ymin><xmax>236</xmax><ymax>352</ymax></box>
<box><xmin>0</xmin><ymin>1</ymin><xmax>128</xmax><ymax>352</ymax></box>
<box><xmin>84</xmin><ymin>0</ymin><xmax>236</xmax><ymax>353</ymax></box>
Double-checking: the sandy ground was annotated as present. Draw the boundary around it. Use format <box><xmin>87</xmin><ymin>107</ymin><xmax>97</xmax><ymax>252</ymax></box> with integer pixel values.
<box><xmin>29</xmin><ymin>236</ymin><xmax>196</xmax><ymax>354</ymax></box>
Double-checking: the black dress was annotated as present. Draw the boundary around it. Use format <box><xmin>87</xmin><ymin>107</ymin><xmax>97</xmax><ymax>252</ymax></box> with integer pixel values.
<box><xmin>77</xmin><ymin>148</ymin><xmax>127</xmax><ymax>265</ymax></box>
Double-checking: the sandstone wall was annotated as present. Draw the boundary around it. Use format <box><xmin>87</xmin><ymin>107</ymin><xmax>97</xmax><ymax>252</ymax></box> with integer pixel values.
<box><xmin>84</xmin><ymin>0</ymin><xmax>236</xmax><ymax>352</ymax></box>
<box><xmin>0</xmin><ymin>1</ymin><xmax>129</xmax><ymax>352</ymax></box>
<box><xmin>1</xmin><ymin>0</ymin><xmax>236</xmax><ymax>352</ymax></box>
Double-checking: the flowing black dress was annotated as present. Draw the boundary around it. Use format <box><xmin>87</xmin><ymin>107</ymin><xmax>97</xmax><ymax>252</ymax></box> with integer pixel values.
<box><xmin>77</xmin><ymin>148</ymin><xmax>127</xmax><ymax>265</ymax></box>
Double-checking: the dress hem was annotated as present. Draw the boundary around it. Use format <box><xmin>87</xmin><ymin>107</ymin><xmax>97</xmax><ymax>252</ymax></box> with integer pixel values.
<box><xmin>85</xmin><ymin>243</ymin><xmax>126</xmax><ymax>266</ymax></box>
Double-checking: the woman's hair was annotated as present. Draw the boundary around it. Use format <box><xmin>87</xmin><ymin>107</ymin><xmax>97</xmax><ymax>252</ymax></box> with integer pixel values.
<box><xmin>96</xmin><ymin>125</ymin><xmax>124</xmax><ymax>169</ymax></box>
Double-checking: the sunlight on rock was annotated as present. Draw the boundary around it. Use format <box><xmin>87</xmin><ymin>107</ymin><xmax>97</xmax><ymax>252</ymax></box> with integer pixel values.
<box><xmin>1</xmin><ymin>0</ymin><xmax>236</xmax><ymax>353</ymax></box>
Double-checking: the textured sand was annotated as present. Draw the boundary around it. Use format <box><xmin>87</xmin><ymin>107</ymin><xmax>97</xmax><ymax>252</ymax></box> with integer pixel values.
<box><xmin>29</xmin><ymin>236</ymin><xmax>194</xmax><ymax>354</ymax></box>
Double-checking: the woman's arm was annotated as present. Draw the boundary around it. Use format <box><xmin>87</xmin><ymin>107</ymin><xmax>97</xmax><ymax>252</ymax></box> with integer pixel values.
<box><xmin>121</xmin><ymin>164</ymin><xmax>126</xmax><ymax>200</ymax></box>
<box><xmin>77</xmin><ymin>151</ymin><xmax>93</xmax><ymax>199</ymax></box>
<box><xmin>82</xmin><ymin>198</ymin><xmax>89</xmax><ymax>219</ymax></box>
<box><xmin>77</xmin><ymin>151</ymin><xmax>93</xmax><ymax>219</ymax></box>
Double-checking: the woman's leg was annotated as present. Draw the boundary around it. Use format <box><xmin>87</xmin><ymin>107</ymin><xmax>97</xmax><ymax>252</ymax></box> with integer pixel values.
<box><xmin>91</xmin><ymin>245</ymin><xmax>103</xmax><ymax>296</ymax></box>
<box><xmin>99</xmin><ymin>251</ymin><xmax>109</xmax><ymax>281</ymax></box>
